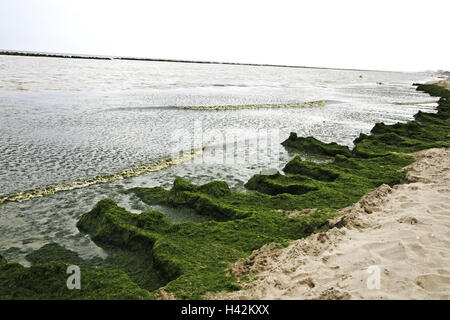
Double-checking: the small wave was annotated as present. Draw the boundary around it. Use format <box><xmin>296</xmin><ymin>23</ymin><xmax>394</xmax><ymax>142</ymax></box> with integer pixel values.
<box><xmin>174</xmin><ymin>100</ymin><xmax>326</xmax><ymax>111</ymax></box>
<box><xmin>204</xmin><ymin>83</ymin><xmax>250</xmax><ymax>88</ymax></box>
<box><xmin>0</xmin><ymin>148</ymin><xmax>204</xmax><ymax>205</ymax></box>
<box><xmin>393</xmin><ymin>100</ymin><xmax>439</xmax><ymax>105</ymax></box>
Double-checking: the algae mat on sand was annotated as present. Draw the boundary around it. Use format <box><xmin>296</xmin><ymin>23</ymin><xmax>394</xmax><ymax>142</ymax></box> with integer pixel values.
<box><xmin>0</xmin><ymin>84</ymin><xmax>449</xmax><ymax>299</ymax></box>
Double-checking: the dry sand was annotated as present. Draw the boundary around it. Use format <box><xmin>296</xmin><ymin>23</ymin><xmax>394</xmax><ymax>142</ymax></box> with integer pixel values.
<box><xmin>211</xmin><ymin>148</ymin><xmax>450</xmax><ymax>300</ymax></box>
<box><xmin>427</xmin><ymin>78</ymin><xmax>450</xmax><ymax>90</ymax></box>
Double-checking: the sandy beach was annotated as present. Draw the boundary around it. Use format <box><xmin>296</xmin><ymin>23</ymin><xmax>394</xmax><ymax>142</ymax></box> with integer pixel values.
<box><xmin>426</xmin><ymin>78</ymin><xmax>450</xmax><ymax>90</ymax></box>
<box><xmin>212</xmin><ymin>147</ymin><xmax>450</xmax><ymax>300</ymax></box>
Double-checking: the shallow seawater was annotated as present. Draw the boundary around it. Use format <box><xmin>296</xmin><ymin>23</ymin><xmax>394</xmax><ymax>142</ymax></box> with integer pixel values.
<box><xmin>0</xmin><ymin>55</ymin><xmax>438</xmax><ymax>263</ymax></box>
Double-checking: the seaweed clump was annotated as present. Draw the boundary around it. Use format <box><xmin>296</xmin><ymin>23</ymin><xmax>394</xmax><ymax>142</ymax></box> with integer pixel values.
<box><xmin>24</xmin><ymin>242</ymin><xmax>168</xmax><ymax>293</ymax></box>
<box><xmin>0</xmin><ymin>244</ymin><xmax>152</xmax><ymax>300</ymax></box>
<box><xmin>74</xmin><ymin>198</ymin><xmax>332</xmax><ymax>299</ymax></box>
<box><xmin>0</xmin><ymin>242</ymin><xmax>172</xmax><ymax>299</ymax></box>
<box><xmin>25</xmin><ymin>243</ymin><xmax>86</xmax><ymax>266</ymax></box>
<box><xmin>352</xmin><ymin>85</ymin><xmax>449</xmax><ymax>158</ymax></box>
<box><xmin>245</xmin><ymin>152</ymin><xmax>413</xmax><ymax>204</ymax></box>
<box><xmin>130</xmin><ymin>177</ymin><xmax>337</xmax><ymax>220</ymax></box>
<box><xmin>282</xmin><ymin>133</ymin><xmax>352</xmax><ymax>157</ymax></box>
<box><xmin>245</xmin><ymin>172</ymin><xmax>319</xmax><ymax>195</ymax></box>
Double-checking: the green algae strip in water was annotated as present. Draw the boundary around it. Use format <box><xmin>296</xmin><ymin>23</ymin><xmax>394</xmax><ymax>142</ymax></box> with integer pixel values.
<box><xmin>0</xmin><ymin>147</ymin><xmax>204</xmax><ymax>204</ymax></box>
<box><xmin>173</xmin><ymin>100</ymin><xmax>326</xmax><ymax>110</ymax></box>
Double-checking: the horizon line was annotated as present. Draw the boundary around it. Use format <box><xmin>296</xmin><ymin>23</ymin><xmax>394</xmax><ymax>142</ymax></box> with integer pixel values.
<box><xmin>0</xmin><ymin>49</ymin><xmax>413</xmax><ymax>73</ymax></box>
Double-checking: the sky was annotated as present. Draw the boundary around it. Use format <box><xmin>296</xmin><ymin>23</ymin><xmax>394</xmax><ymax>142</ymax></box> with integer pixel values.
<box><xmin>0</xmin><ymin>0</ymin><xmax>448</xmax><ymax>72</ymax></box>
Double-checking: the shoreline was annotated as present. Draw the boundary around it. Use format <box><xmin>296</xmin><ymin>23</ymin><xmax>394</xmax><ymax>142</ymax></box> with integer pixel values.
<box><xmin>426</xmin><ymin>79</ymin><xmax>450</xmax><ymax>90</ymax></box>
<box><xmin>210</xmin><ymin>80</ymin><xmax>450</xmax><ymax>300</ymax></box>
<box><xmin>0</xmin><ymin>82</ymin><xmax>449</xmax><ymax>299</ymax></box>
<box><xmin>211</xmin><ymin>148</ymin><xmax>450</xmax><ymax>300</ymax></box>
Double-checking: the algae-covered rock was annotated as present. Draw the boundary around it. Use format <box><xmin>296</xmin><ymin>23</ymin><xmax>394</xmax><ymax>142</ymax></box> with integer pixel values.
<box><xmin>1</xmin><ymin>242</ymin><xmax>154</xmax><ymax>300</ymax></box>
<box><xmin>75</xmin><ymin>198</ymin><xmax>333</xmax><ymax>299</ymax></box>
<box><xmin>133</xmin><ymin>177</ymin><xmax>343</xmax><ymax>220</ymax></box>
<box><xmin>0</xmin><ymin>261</ymin><xmax>152</xmax><ymax>300</ymax></box>
<box><xmin>0</xmin><ymin>255</ymin><xmax>6</xmax><ymax>265</ymax></box>
<box><xmin>352</xmin><ymin>125</ymin><xmax>448</xmax><ymax>158</ymax></box>
<box><xmin>244</xmin><ymin>147</ymin><xmax>414</xmax><ymax>210</ymax></box>
<box><xmin>127</xmin><ymin>186</ymin><xmax>168</xmax><ymax>204</ymax></box>
<box><xmin>333</xmin><ymin>153</ymin><xmax>413</xmax><ymax>186</ymax></box>
<box><xmin>416</xmin><ymin>84</ymin><xmax>450</xmax><ymax>99</ymax></box>
<box><xmin>350</xmin><ymin>84</ymin><xmax>450</xmax><ymax>158</ymax></box>
<box><xmin>170</xmin><ymin>178</ymin><xmax>232</xmax><ymax>198</ymax></box>
<box><xmin>198</xmin><ymin>180</ymin><xmax>231</xmax><ymax>198</ymax></box>
<box><xmin>283</xmin><ymin>156</ymin><xmax>340</xmax><ymax>181</ymax></box>
<box><xmin>166</xmin><ymin>179</ymin><xmax>237</xmax><ymax>220</ymax></box>
<box><xmin>77</xmin><ymin>199</ymin><xmax>169</xmax><ymax>250</ymax></box>
<box><xmin>370</xmin><ymin>122</ymin><xmax>447</xmax><ymax>142</ymax></box>
<box><xmin>282</xmin><ymin>133</ymin><xmax>352</xmax><ymax>157</ymax></box>
<box><xmin>414</xmin><ymin>111</ymin><xmax>449</xmax><ymax>125</ymax></box>
<box><xmin>245</xmin><ymin>172</ymin><xmax>318</xmax><ymax>195</ymax></box>
<box><xmin>134</xmin><ymin>178</ymin><xmax>253</xmax><ymax>220</ymax></box>
<box><xmin>352</xmin><ymin>132</ymin><xmax>442</xmax><ymax>158</ymax></box>
<box><xmin>24</xmin><ymin>240</ymin><xmax>168</xmax><ymax>294</ymax></box>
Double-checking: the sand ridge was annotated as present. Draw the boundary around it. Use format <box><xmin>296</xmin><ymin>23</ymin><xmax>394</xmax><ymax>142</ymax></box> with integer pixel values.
<box><xmin>211</xmin><ymin>148</ymin><xmax>450</xmax><ymax>300</ymax></box>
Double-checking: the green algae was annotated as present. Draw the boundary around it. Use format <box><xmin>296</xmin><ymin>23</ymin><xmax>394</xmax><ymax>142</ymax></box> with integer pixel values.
<box><xmin>245</xmin><ymin>153</ymin><xmax>413</xmax><ymax>208</ymax></box>
<box><xmin>416</xmin><ymin>84</ymin><xmax>450</xmax><ymax>99</ymax></box>
<box><xmin>352</xmin><ymin>100</ymin><xmax>449</xmax><ymax>158</ymax></box>
<box><xmin>25</xmin><ymin>243</ymin><xmax>86</xmax><ymax>266</ymax></box>
<box><xmin>281</xmin><ymin>133</ymin><xmax>352</xmax><ymax>157</ymax></box>
<box><xmin>133</xmin><ymin>176</ymin><xmax>348</xmax><ymax>219</ymax></box>
<box><xmin>1</xmin><ymin>243</ymin><xmax>154</xmax><ymax>300</ymax></box>
<box><xmin>282</xmin><ymin>84</ymin><xmax>449</xmax><ymax>160</ymax></box>
<box><xmin>245</xmin><ymin>172</ymin><xmax>319</xmax><ymax>195</ymax></box>
<box><xmin>76</xmin><ymin>198</ymin><xmax>334</xmax><ymax>299</ymax></box>
<box><xmin>351</xmin><ymin>132</ymin><xmax>444</xmax><ymax>158</ymax></box>
<box><xmin>128</xmin><ymin>186</ymin><xmax>169</xmax><ymax>205</ymax></box>
<box><xmin>0</xmin><ymin>255</ymin><xmax>6</xmax><ymax>265</ymax></box>
<box><xmin>24</xmin><ymin>242</ymin><xmax>168</xmax><ymax>292</ymax></box>
<box><xmin>0</xmin><ymin>261</ymin><xmax>152</xmax><ymax>300</ymax></box>
<box><xmin>283</xmin><ymin>157</ymin><xmax>340</xmax><ymax>181</ymax></box>
<box><xmin>352</xmin><ymin>122</ymin><xmax>449</xmax><ymax>157</ymax></box>
<box><xmin>77</xmin><ymin>199</ymin><xmax>171</xmax><ymax>249</ymax></box>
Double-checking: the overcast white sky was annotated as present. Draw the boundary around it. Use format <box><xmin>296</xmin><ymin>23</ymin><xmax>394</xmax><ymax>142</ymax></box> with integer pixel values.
<box><xmin>0</xmin><ymin>0</ymin><xmax>448</xmax><ymax>71</ymax></box>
